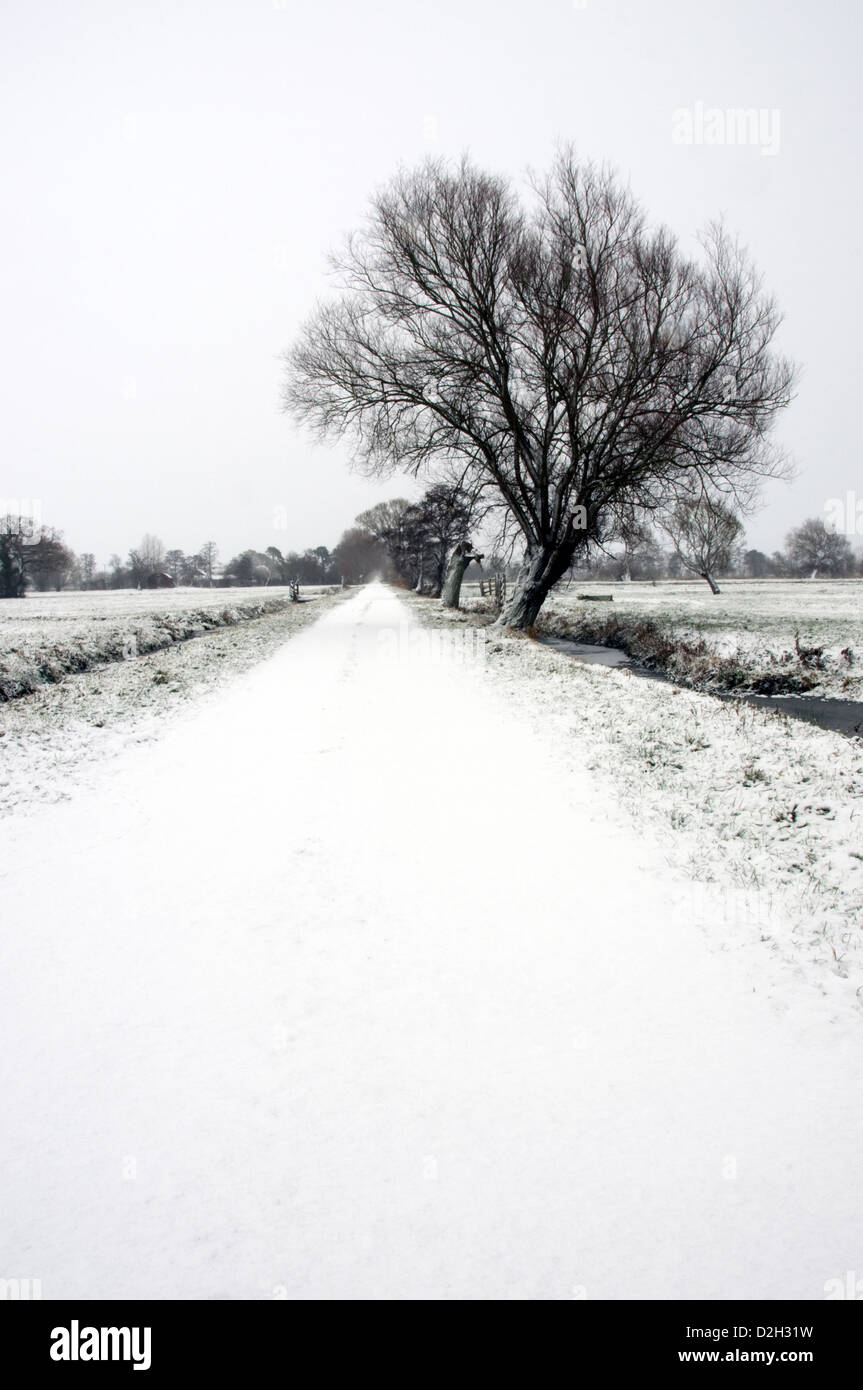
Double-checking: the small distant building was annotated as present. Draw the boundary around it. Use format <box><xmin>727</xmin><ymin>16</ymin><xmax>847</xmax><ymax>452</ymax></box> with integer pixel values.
<box><xmin>145</xmin><ymin>571</ymin><xmax>176</xmax><ymax>589</ymax></box>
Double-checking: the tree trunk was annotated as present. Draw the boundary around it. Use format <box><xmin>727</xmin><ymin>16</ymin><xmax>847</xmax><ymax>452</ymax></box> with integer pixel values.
<box><xmin>441</xmin><ymin>542</ymin><xmax>481</xmax><ymax>609</ymax></box>
<box><xmin>428</xmin><ymin>552</ymin><xmax>446</xmax><ymax>599</ymax></box>
<box><xmin>496</xmin><ymin>538</ymin><xmax>576</xmax><ymax>629</ymax></box>
<box><xmin>700</xmin><ymin>571</ymin><xmax>721</xmax><ymax>595</ymax></box>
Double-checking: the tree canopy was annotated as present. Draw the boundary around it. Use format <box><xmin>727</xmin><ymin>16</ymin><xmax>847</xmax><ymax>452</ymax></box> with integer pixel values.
<box><xmin>284</xmin><ymin>149</ymin><xmax>796</xmax><ymax>625</ymax></box>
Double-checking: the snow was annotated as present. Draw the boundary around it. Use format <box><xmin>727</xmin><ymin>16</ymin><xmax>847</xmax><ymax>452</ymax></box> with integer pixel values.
<box><xmin>529</xmin><ymin>577</ymin><xmax>863</xmax><ymax>699</ymax></box>
<box><xmin>418</xmin><ymin>594</ymin><xmax>863</xmax><ymax>1019</ymax></box>
<box><xmin>0</xmin><ymin>590</ymin><xmax>344</xmax><ymax>818</ymax></box>
<box><xmin>0</xmin><ymin>586</ymin><xmax>335</xmax><ymax>702</ymax></box>
<box><xmin>1</xmin><ymin>582</ymin><xmax>862</xmax><ymax>1300</ymax></box>
<box><xmin>0</xmin><ymin>585</ymin><xmax>334</xmax><ymax>627</ymax></box>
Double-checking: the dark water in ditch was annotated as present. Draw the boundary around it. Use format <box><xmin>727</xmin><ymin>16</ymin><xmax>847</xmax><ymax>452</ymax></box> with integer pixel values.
<box><xmin>538</xmin><ymin>635</ymin><xmax>863</xmax><ymax>738</ymax></box>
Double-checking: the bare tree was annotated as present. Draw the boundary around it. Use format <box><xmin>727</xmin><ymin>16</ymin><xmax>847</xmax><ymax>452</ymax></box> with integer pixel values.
<box><xmin>662</xmin><ymin>493</ymin><xmax>743</xmax><ymax>593</ymax></box>
<box><xmin>78</xmin><ymin>552</ymin><xmax>97</xmax><ymax>588</ymax></box>
<box><xmin>357</xmin><ymin>483</ymin><xmax>479</xmax><ymax>598</ymax></box>
<box><xmin>0</xmin><ymin>513</ymin><xmax>32</xmax><ymax>597</ymax></box>
<box><xmin>602</xmin><ymin>504</ymin><xmax>659</xmax><ymax>582</ymax></box>
<box><xmin>0</xmin><ymin>514</ymin><xmax>74</xmax><ymax>595</ymax></box>
<box><xmin>26</xmin><ymin>528</ymin><xmax>75</xmax><ymax>591</ymax></box>
<box><xmin>197</xmin><ymin>541</ymin><xmax>219</xmax><ymax>587</ymax></box>
<box><xmin>127</xmin><ymin>549</ymin><xmax>145</xmax><ymax>587</ymax></box>
<box><xmin>742</xmin><ymin>548</ymin><xmax>772</xmax><ymax>578</ymax></box>
<box><xmin>283</xmin><ymin>150</ymin><xmax>795</xmax><ymax>629</ymax></box>
<box><xmin>356</xmin><ymin>498</ymin><xmax>416</xmax><ymax>582</ymax></box>
<box><xmin>138</xmin><ymin>534</ymin><xmax>165</xmax><ymax>574</ymax></box>
<box><xmin>417</xmin><ymin>483</ymin><xmax>476</xmax><ymax>597</ymax></box>
<box><xmin>785</xmin><ymin>518</ymin><xmax>855</xmax><ymax>578</ymax></box>
<box><xmin>332</xmin><ymin>526</ymin><xmax>387</xmax><ymax>584</ymax></box>
<box><xmin>164</xmin><ymin>549</ymin><xmax>186</xmax><ymax>584</ymax></box>
<box><xmin>427</xmin><ymin>469</ymin><xmax>490</xmax><ymax>606</ymax></box>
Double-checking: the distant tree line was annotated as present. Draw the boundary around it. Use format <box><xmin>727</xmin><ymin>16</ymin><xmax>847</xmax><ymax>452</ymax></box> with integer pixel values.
<box><xmin>562</xmin><ymin>513</ymin><xmax>860</xmax><ymax>590</ymax></box>
<box><xmin>1</xmin><ymin>502</ymin><xmax>858</xmax><ymax>601</ymax></box>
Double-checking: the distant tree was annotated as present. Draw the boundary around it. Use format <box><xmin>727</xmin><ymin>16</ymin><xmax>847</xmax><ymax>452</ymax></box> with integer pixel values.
<box><xmin>332</xmin><ymin>527</ymin><xmax>387</xmax><ymax>584</ymax></box>
<box><xmin>0</xmin><ymin>515</ymin><xmax>74</xmax><ymax>595</ymax></box>
<box><xmin>311</xmin><ymin>545</ymin><xmax>333</xmax><ymax>576</ymax></box>
<box><xmin>356</xmin><ymin>484</ymin><xmax>478</xmax><ymax>600</ymax></box>
<box><xmin>624</xmin><ymin>535</ymin><xmax>666</xmax><ymax>581</ymax></box>
<box><xmin>354</xmin><ymin>499</ymin><xmax>412</xmax><ymax>543</ymax></box>
<box><xmin>223</xmin><ymin>549</ymin><xmax>275</xmax><ymax>586</ymax></box>
<box><xmin>662</xmin><ymin>495</ymin><xmax>743</xmax><ymax>594</ymax></box>
<box><xmin>197</xmin><ymin>541</ymin><xmax>219</xmax><ymax>587</ymax></box>
<box><xmin>127</xmin><ymin>549</ymin><xmax>146</xmax><ymax>587</ymax></box>
<box><xmin>177</xmin><ymin>553</ymin><xmax>202</xmax><ymax>585</ymax></box>
<box><xmin>107</xmin><ymin>553</ymin><xmax>129</xmax><ymax>588</ymax></box>
<box><xmin>264</xmin><ymin>546</ymin><xmax>290</xmax><ymax>584</ymax></box>
<box><xmin>769</xmin><ymin>550</ymin><xmax>789</xmax><ymax>578</ymax></box>
<box><xmin>296</xmin><ymin>546</ymin><xmax>335</xmax><ymax>585</ymax></box>
<box><xmin>27</xmin><ymin>529</ymin><xmax>75</xmax><ymax>591</ymax></box>
<box><xmin>356</xmin><ymin>499</ymin><xmax>415</xmax><ymax>581</ymax></box>
<box><xmin>415</xmin><ymin>483</ymin><xmax>476</xmax><ymax>599</ymax></box>
<box><xmin>0</xmin><ymin>513</ymin><xmax>31</xmax><ymax>597</ymax></box>
<box><xmin>785</xmin><ymin>517</ymin><xmax>855</xmax><ymax>578</ymax></box>
<box><xmin>164</xmin><ymin>549</ymin><xmax>186</xmax><ymax>584</ymax></box>
<box><xmin>223</xmin><ymin>550</ymin><xmax>257</xmax><ymax>586</ymax></box>
<box><xmin>78</xmin><ymin>552</ymin><xmax>97</xmax><ymax>588</ymax></box>
<box><xmin>137</xmin><ymin>534</ymin><xmax>165</xmax><ymax>574</ymax></box>
<box><xmin>254</xmin><ymin>556</ymin><xmax>273</xmax><ymax>585</ymax></box>
<box><xmin>742</xmin><ymin>548</ymin><xmax>771</xmax><ymax>578</ymax></box>
<box><xmin>599</xmin><ymin>510</ymin><xmax>667</xmax><ymax>582</ymax></box>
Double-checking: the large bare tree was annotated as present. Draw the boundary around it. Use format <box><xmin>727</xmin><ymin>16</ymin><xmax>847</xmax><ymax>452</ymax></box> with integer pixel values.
<box><xmin>283</xmin><ymin>150</ymin><xmax>796</xmax><ymax>628</ymax></box>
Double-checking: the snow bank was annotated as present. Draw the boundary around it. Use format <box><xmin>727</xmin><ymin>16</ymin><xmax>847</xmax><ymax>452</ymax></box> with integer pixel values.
<box><xmin>0</xmin><ymin>590</ymin><xmax>346</xmax><ymax>817</ymax></box>
<box><xmin>461</xmin><ymin>579</ymin><xmax>863</xmax><ymax>700</ymax></box>
<box><xmin>0</xmin><ymin>588</ymin><xmax>332</xmax><ymax>701</ymax></box>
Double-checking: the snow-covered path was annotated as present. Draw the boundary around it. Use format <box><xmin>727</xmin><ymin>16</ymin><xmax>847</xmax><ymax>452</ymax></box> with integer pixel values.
<box><xmin>1</xmin><ymin>583</ymin><xmax>860</xmax><ymax>1300</ymax></box>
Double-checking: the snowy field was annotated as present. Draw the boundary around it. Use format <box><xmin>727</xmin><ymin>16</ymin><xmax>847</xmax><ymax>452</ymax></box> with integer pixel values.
<box><xmin>0</xmin><ymin>585</ymin><xmax>335</xmax><ymax>701</ymax></box>
<box><xmin>1</xmin><ymin>583</ymin><xmax>862</xmax><ymax>1300</ymax></box>
<box><xmin>0</xmin><ymin>584</ymin><xmax>331</xmax><ymax>642</ymax></box>
<box><xmin>464</xmin><ymin>578</ymin><xmax>863</xmax><ymax>699</ymax></box>
<box><xmin>0</xmin><ymin>588</ymin><xmax>346</xmax><ymax>817</ymax></box>
<box><xmin>0</xmin><ymin>584</ymin><xmax>334</xmax><ymax>625</ymax></box>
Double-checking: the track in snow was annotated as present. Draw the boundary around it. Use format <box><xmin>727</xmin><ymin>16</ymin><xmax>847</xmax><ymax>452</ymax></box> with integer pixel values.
<box><xmin>0</xmin><ymin>583</ymin><xmax>860</xmax><ymax>1299</ymax></box>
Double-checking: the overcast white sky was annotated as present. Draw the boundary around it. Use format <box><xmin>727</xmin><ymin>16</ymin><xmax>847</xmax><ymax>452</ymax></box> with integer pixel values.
<box><xmin>1</xmin><ymin>0</ymin><xmax>860</xmax><ymax>565</ymax></box>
